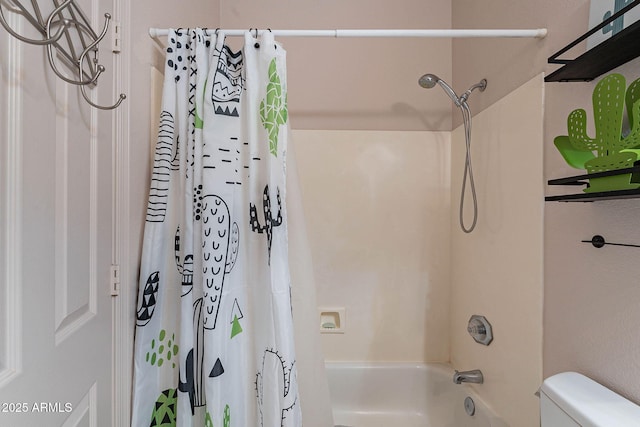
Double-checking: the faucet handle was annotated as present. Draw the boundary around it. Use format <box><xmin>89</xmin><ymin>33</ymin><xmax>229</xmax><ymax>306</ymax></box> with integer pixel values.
<box><xmin>467</xmin><ymin>315</ymin><xmax>493</xmax><ymax>346</ymax></box>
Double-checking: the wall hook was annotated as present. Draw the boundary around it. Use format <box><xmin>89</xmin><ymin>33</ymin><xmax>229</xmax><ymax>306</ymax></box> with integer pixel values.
<box><xmin>581</xmin><ymin>235</ymin><xmax>640</xmax><ymax>249</ymax></box>
<box><xmin>0</xmin><ymin>0</ymin><xmax>125</xmax><ymax>110</ymax></box>
<box><xmin>0</xmin><ymin>0</ymin><xmax>70</xmax><ymax>45</ymax></box>
<box><xmin>45</xmin><ymin>4</ymin><xmax>102</xmax><ymax>85</ymax></box>
<box><xmin>78</xmin><ymin>14</ymin><xmax>126</xmax><ymax>111</ymax></box>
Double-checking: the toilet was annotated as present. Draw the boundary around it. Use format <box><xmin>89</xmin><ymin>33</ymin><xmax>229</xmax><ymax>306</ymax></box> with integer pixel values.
<box><xmin>540</xmin><ymin>372</ymin><xmax>640</xmax><ymax>426</ymax></box>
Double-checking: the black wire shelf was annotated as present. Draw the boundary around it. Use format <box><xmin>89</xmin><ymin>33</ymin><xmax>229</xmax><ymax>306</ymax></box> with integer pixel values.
<box><xmin>545</xmin><ymin>0</ymin><xmax>640</xmax><ymax>82</ymax></box>
<box><xmin>545</xmin><ymin>166</ymin><xmax>640</xmax><ymax>202</ymax></box>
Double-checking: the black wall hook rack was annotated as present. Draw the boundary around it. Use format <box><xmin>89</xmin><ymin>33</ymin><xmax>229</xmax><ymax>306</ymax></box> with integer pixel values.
<box><xmin>581</xmin><ymin>235</ymin><xmax>640</xmax><ymax>249</ymax></box>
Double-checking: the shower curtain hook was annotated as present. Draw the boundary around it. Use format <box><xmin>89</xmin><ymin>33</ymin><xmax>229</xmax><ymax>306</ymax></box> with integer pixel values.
<box><xmin>198</xmin><ymin>27</ymin><xmax>207</xmax><ymax>41</ymax></box>
<box><xmin>250</xmin><ymin>27</ymin><xmax>261</xmax><ymax>48</ymax></box>
<box><xmin>206</xmin><ymin>28</ymin><xmax>218</xmax><ymax>40</ymax></box>
<box><xmin>266</xmin><ymin>28</ymin><xmax>277</xmax><ymax>49</ymax></box>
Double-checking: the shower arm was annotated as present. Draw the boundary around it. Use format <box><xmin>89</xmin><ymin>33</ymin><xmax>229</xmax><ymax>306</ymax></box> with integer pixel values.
<box><xmin>459</xmin><ymin>79</ymin><xmax>487</xmax><ymax>103</ymax></box>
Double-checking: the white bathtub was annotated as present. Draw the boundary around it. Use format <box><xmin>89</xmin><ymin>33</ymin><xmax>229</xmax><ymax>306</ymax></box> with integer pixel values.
<box><xmin>325</xmin><ymin>362</ymin><xmax>509</xmax><ymax>427</ymax></box>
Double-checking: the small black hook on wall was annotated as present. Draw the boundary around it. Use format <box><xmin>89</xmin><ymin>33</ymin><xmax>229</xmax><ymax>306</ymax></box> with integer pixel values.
<box><xmin>582</xmin><ymin>235</ymin><xmax>640</xmax><ymax>249</ymax></box>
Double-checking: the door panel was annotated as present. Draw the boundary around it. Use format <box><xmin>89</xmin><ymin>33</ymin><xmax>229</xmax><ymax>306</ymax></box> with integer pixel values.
<box><xmin>0</xmin><ymin>5</ymin><xmax>20</xmax><ymax>390</ymax></box>
<box><xmin>54</xmin><ymin>78</ymin><xmax>97</xmax><ymax>345</ymax></box>
<box><xmin>0</xmin><ymin>0</ymin><xmax>115</xmax><ymax>425</ymax></box>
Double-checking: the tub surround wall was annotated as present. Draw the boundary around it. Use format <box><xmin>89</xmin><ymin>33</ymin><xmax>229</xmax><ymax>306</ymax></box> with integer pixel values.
<box><xmin>449</xmin><ymin>74</ymin><xmax>544</xmax><ymax>427</ymax></box>
<box><xmin>293</xmin><ymin>130</ymin><xmax>451</xmax><ymax>362</ymax></box>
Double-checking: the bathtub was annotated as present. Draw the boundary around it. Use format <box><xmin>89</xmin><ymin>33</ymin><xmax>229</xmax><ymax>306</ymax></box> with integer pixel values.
<box><xmin>325</xmin><ymin>362</ymin><xmax>509</xmax><ymax>427</ymax></box>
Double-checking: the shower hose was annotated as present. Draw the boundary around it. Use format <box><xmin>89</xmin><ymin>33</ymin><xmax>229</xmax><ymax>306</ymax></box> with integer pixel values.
<box><xmin>459</xmin><ymin>101</ymin><xmax>478</xmax><ymax>233</ymax></box>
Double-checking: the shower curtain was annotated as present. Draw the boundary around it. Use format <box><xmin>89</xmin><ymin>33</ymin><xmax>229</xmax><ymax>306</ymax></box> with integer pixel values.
<box><xmin>131</xmin><ymin>28</ymin><xmax>326</xmax><ymax>427</ymax></box>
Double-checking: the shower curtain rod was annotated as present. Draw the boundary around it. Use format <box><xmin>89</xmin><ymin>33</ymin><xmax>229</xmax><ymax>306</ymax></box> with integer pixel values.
<box><xmin>148</xmin><ymin>28</ymin><xmax>547</xmax><ymax>39</ymax></box>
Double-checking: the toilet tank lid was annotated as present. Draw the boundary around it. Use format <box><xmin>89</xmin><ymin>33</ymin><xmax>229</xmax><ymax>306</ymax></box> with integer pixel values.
<box><xmin>540</xmin><ymin>372</ymin><xmax>640</xmax><ymax>427</ymax></box>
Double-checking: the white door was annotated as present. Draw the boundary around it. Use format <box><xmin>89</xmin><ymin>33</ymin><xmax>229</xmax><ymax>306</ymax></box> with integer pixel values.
<box><xmin>0</xmin><ymin>1</ymin><xmax>118</xmax><ymax>425</ymax></box>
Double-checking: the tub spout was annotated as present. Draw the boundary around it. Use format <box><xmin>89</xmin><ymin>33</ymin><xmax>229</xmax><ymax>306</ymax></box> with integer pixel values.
<box><xmin>453</xmin><ymin>369</ymin><xmax>483</xmax><ymax>384</ymax></box>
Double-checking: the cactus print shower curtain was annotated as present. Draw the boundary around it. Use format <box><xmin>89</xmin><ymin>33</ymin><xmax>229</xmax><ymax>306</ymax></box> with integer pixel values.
<box><xmin>131</xmin><ymin>29</ymin><xmax>301</xmax><ymax>427</ymax></box>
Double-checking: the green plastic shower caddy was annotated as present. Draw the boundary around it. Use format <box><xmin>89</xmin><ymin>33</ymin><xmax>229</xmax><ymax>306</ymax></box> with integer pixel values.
<box><xmin>551</xmin><ymin>73</ymin><xmax>640</xmax><ymax>198</ymax></box>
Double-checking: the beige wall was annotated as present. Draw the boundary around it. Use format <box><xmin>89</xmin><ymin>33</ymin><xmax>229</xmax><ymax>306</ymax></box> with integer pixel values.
<box><xmin>544</xmin><ymin>57</ymin><xmax>640</xmax><ymax>402</ymax></box>
<box><xmin>292</xmin><ymin>130</ymin><xmax>451</xmax><ymax>362</ymax></box>
<box><xmin>452</xmin><ymin>0</ymin><xmax>588</xmax><ymax>128</ymax></box>
<box><xmin>449</xmin><ymin>74</ymin><xmax>544</xmax><ymax>427</ymax></box>
<box><xmin>219</xmin><ymin>0</ymin><xmax>453</xmax><ymax>131</ymax></box>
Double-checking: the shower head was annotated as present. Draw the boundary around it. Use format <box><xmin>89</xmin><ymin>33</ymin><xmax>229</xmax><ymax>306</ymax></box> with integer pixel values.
<box><xmin>418</xmin><ymin>73</ymin><xmax>461</xmax><ymax>106</ymax></box>
<box><xmin>418</xmin><ymin>73</ymin><xmax>439</xmax><ymax>89</ymax></box>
